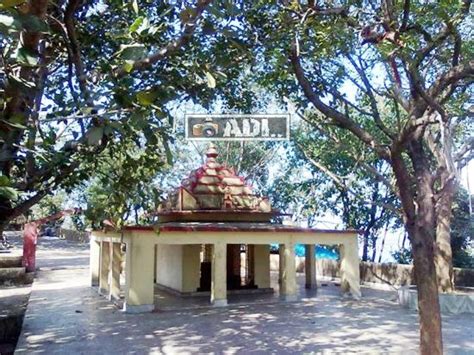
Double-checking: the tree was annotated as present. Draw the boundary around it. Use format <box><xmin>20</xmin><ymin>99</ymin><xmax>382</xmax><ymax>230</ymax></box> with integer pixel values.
<box><xmin>450</xmin><ymin>188</ymin><xmax>474</xmax><ymax>268</ymax></box>
<box><xmin>393</xmin><ymin>187</ymin><xmax>474</xmax><ymax>268</ymax></box>
<box><xmin>79</xmin><ymin>135</ymin><xmax>168</xmax><ymax>229</ymax></box>
<box><xmin>0</xmin><ymin>0</ymin><xmax>255</xmax><ymax>235</ymax></box>
<box><xmin>244</xmin><ymin>1</ymin><xmax>473</xmax><ymax>353</ymax></box>
<box><xmin>275</xmin><ymin>122</ymin><xmax>401</xmax><ymax>262</ymax></box>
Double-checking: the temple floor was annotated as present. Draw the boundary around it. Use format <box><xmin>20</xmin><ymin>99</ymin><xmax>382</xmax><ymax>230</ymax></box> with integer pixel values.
<box><xmin>13</xmin><ymin>236</ymin><xmax>474</xmax><ymax>354</ymax></box>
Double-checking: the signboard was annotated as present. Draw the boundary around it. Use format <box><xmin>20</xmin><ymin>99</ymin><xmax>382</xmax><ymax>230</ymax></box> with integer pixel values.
<box><xmin>185</xmin><ymin>114</ymin><xmax>290</xmax><ymax>141</ymax></box>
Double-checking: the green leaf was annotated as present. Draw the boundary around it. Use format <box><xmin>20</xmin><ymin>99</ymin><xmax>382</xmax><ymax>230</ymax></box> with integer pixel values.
<box><xmin>0</xmin><ymin>13</ymin><xmax>21</xmax><ymax>33</ymax></box>
<box><xmin>129</xmin><ymin>16</ymin><xmax>143</xmax><ymax>33</ymax></box>
<box><xmin>0</xmin><ymin>0</ymin><xmax>26</xmax><ymax>9</ymax></box>
<box><xmin>16</xmin><ymin>47</ymin><xmax>39</xmax><ymax>66</ymax></box>
<box><xmin>87</xmin><ymin>127</ymin><xmax>104</xmax><ymax>145</ymax></box>
<box><xmin>0</xmin><ymin>119</ymin><xmax>26</xmax><ymax>129</ymax></box>
<box><xmin>136</xmin><ymin>90</ymin><xmax>157</xmax><ymax>106</ymax></box>
<box><xmin>0</xmin><ymin>175</ymin><xmax>10</xmax><ymax>186</ymax></box>
<box><xmin>17</xmin><ymin>13</ymin><xmax>49</xmax><ymax>32</ymax></box>
<box><xmin>114</xmin><ymin>44</ymin><xmax>147</xmax><ymax>60</ymax></box>
<box><xmin>205</xmin><ymin>71</ymin><xmax>216</xmax><ymax>88</ymax></box>
<box><xmin>122</xmin><ymin>60</ymin><xmax>135</xmax><ymax>73</ymax></box>
<box><xmin>0</xmin><ymin>186</ymin><xmax>18</xmax><ymax>201</ymax></box>
<box><xmin>132</xmin><ymin>0</ymin><xmax>139</xmax><ymax>14</ymax></box>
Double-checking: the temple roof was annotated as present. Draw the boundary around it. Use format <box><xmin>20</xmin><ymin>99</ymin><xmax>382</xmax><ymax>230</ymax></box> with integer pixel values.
<box><xmin>158</xmin><ymin>144</ymin><xmax>276</xmax><ymax>222</ymax></box>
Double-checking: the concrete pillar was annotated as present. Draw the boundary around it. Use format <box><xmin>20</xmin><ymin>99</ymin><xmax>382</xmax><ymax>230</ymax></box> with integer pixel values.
<box><xmin>211</xmin><ymin>243</ymin><xmax>227</xmax><ymax>307</ymax></box>
<box><xmin>340</xmin><ymin>238</ymin><xmax>361</xmax><ymax>299</ymax></box>
<box><xmin>99</xmin><ymin>241</ymin><xmax>110</xmax><ymax>295</ymax></box>
<box><xmin>182</xmin><ymin>244</ymin><xmax>201</xmax><ymax>293</ymax></box>
<box><xmin>109</xmin><ymin>242</ymin><xmax>121</xmax><ymax>300</ymax></box>
<box><xmin>281</xmin><ymin>242</ymin><xmax>297</xmax><ymax>301</ymax></box>
<box><xmin>254</xmin><ymin>244</ymin><xmax>270</xmax><ymax>289</ymax></box>
<box><xmin>90</xmin><ymin>239</ymin><xmax>100</xmax><ymax>287</ymax></box>
<box><xmin>305</xmin><ymin>244</ymin><xmax>317</xmax><ymax>289</ymax></box>
<box><xmin>123</xmin><ymin>235</ymin><xmax>155</xmax><ymax>313</ymax></box>
<box><xmin>278</xmin><ymin>244</ymin><xmax>285</xmax><ymax>286</ymax></box>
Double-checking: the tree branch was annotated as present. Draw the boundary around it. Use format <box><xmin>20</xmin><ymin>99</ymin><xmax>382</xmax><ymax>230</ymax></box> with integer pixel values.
<box><xmin>290</xmin><ymin>41</ymin><xmax>391</xmax><ymax>160</ymax></box>
<box><xmin>429</xmin><ymin>61</ymin><xmax>474</xmax><ymax>98</ymax></box>
<box><xmin>347</xmin><ymin>54</ymin><xmax>395</xmax><ymax>139</ymax></box>
<box><xmin>114</xmin><ymin>0</ymin><xmax>213</xmax><ymax>77</ymax></box>
<box><xmin>400</xmin><ymin>0</ymin><xmax>410</xmax><ymax>31</ymax></box>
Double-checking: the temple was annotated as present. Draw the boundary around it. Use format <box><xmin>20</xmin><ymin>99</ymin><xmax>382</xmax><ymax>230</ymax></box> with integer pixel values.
<box><xmin>90</xmin><ymin>144</ymin><xmax>361</xmax><ymax>313</ymax></box>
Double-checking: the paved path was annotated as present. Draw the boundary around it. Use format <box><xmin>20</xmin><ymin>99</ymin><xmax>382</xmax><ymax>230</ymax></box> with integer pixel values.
<box><xmin>15</xmin><ymin>238</ymin><xmax>474</xmax><ymax>354</ymax></box>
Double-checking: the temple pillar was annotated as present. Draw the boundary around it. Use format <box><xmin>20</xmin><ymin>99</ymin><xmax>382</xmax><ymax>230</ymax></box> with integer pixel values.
<box><xmin>254</xmin><ymin>244</ymin><xmax>270</xmax><ymax>288</ymax></box>
<box><xmin>281</xmin><ymin>242</ymin><xmax>297</xmax><ymax>301</ymax></box>
<box><xmin>109</xmin><ymin>242</ymin><xmax>121</xmax><ymax>300</ymax></box>
<box><xmin>99</xmin><ymin>241</ymin><xmax>110</xmax><ymax>295</ymax></box>
<box><xmin>246</xmin><ymin>244</ymin><xmax>255</xmax><ymax>286</ymax></box>
<box><xmin>278</xmin><ymin>244</ymin><xmax>285</xmax><ymax>286</ymax></box>
<box><xmin>90</xmin><ymin>239</ymin><xmax>100</xmax><ymax>287</ymax></box>
<box><xmin>305</xmin><ymin>244</ymin><xmax>317</xmax><ymax>289</ymax></box>
<box><xmin>340</xmin><ymin>238</ymin><xmax>361</xmax><ymax>299</ymax></box>
<box><xmin>123</xmin><ymin>236</ymin><xmax>155</xmax><ymax>313</ymax></box>
<box><xmin>211</xmin><ymin>243</ymin><xmax>227</xmax><ymax>306</ymax></box>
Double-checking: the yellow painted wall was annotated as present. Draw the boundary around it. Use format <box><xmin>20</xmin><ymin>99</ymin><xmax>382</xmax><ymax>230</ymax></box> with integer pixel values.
<box><xmin>254</xmin><ymin>245</ymin><xmax>270</xmax><ymax>288</ymax></box>
<box><xmin>181</xmin><ymin>244</ymin><xmax>201</xmax><ymax>292</ymax></box>
<box><xmin>156</xmin><ymin>244</ymin><xmax>183</xmax><ymax>291</ymax></box>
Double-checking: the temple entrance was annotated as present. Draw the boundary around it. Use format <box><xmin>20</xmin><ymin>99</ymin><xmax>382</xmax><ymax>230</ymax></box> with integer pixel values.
<box><xmin>198</xmin><ymin>244</ymin><xmax>258</xmax><ymax>291</ymax></box>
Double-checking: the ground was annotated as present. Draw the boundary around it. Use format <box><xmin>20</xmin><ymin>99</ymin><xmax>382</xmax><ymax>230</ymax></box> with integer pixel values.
<box><xmin>6</xmin><ymin>233</ymin><xmax>474</xmax><ymax>354</ymax></box>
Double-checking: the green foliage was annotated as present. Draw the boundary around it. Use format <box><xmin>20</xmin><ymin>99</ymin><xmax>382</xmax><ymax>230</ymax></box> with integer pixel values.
<box><xmin>392</xmin><ymin>247</ymin><xmax>413</xmax><ymax>265</ymax></box>
<box><xmin>81</xmin><ymin>134</ymin><xmax>169</xmax><ymax>228</ymax></box>
<box><xmin>451</xmin><ymin>189</ymin><xmax>474</xmax><ymax>268</ymax></box>
<box><xmin>392</xmin><ymin>189</ymin><xmax>474</xmax><ymax>268</ymax></box>
<box><xmin>0</xmin><ymin>0</ymin><xmax>258</xmax><ymax>226</ymax></box>
<box><xmin>30</xmin><ymin>191</ymin><xmax>66</xmax><ymax>221</ymax></box>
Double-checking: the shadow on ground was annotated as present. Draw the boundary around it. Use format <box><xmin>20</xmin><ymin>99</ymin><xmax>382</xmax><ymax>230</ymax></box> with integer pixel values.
<box><xmin>13</xmin><ymin>236</ymin><xmax>474</xmax><ymax>354</ymax></box>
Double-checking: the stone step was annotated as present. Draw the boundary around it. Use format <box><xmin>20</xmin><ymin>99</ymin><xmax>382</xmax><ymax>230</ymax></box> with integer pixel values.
<box><xmin>0</xmin><ymin>255</ymin><xmax>22</xmax><ymax>268</ymax></box>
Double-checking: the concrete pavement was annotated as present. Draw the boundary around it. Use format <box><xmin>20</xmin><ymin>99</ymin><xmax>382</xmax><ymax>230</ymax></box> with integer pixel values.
<box><xmin>15</xmin><ymin>237</ymin><xmax>474</xmax><ymax>354</ymax></box>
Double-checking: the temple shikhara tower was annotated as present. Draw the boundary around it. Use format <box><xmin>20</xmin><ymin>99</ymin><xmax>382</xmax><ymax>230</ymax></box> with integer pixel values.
<box><xmin>159</xmin><ymin>143</ymin><xmax>272</xmax><ymax>220</ymax></box>
<box><xmin>90</xmin><ymin>144</ymin><xmax>361</xmax><ymax>313</ymax></box>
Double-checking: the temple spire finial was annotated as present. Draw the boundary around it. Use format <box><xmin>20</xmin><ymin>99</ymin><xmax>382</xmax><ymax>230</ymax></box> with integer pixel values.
<box><xmin>206</xmin><ymin>143</ymin><xmax>218</xmax><ymax>159</ymax></box>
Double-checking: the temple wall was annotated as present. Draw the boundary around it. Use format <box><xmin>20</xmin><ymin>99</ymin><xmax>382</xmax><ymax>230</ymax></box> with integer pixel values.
<box><xmin>253</xmin><ymin>245</ymin><xmax>270</xmax><ymax>288</ymax></box>
<box><xmin>156</xmin><ymin>245</ymin><xmax>183</xmax><ymax>291</ymax></box>
<box><xmin>181</xmin><ymin>245</ymin><xmax>201</xmax><ymax>293</ymax></box>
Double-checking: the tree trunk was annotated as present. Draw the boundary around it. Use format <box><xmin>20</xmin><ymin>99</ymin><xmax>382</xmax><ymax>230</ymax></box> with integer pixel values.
<box><xmin>392</xmin><ymin>147</ymin><xmax>443</xmax><ymax>355</ymax></box>
<box><xmin>409</xmin><ymin>142</ymin><xmax>443</xmax><ymax>355</ymax></box>
<box><xmin>435</xmin><ymin>212</ymin><xmax>454</xmax><ymax>293</ymax></box>
<box><xmin>409</xmin><ymin>223</ymin><xmax>443</xmax><ymax>355</ymax></box>
<box><xmin>378</xmin><ymin>225</ymin><xmax>388</xmax><ymax>263</ymax></box>
<box><xmin>362</xmin><ymin>231</ymin><xmax>369</xmax><ymax>262</ymax></box>
<box><xmin>435</xmin><ymin>179</ymin><xmax>456</xmax><ymax>293</ymax></box>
